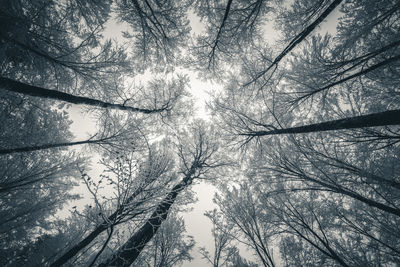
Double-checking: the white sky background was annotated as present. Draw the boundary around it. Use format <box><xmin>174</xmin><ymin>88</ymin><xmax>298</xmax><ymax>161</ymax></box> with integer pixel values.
<box><xmin>66</xmin><ymin>4</ymin><xmax>342</xmax><ymax>266</ymax></box>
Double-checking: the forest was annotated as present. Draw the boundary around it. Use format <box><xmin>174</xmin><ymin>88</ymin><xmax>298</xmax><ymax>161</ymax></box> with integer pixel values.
<box><xmin>0</xmin><ymin>0</ymin><xmax>399</xmax><ymax>266</ymax></box>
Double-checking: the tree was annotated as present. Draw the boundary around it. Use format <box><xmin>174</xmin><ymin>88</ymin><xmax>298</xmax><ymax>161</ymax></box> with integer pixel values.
<box><xmin>212</xmin><ymin>140</ymin><xmax>400</xmax><ymax>266</ymax></box>
<box><xmin>214</xmin><ymin>185</ymin><xmax>275</xmax><ymax>267</ymax></box>
<box><xmin>98</xmin><ymin>122</ymin><xmax>224</xmax><ymax>267</ymax></box>
<box><xmin>272</xmin><ymin>194</ymin><xmax>351</xmax><ymax>267</ymax></box>
<box><xmin>191</xmin><ymin>0</ymin><xmax>271</xmax><ymax>73</ymax></box>
<box><xmin>199</xmin><ymin>209</ymin><xmax>239</xmax><ymax>267</ymax></box>
<box><xmin>1</xmin><ymin>2</ymin><xmax>193</xmax><ymax>266</ymax></box>
<box><xmin>281</xmin><ymin>35</ymin><xmax>400</xmax><ymax>107</ymax></box>
<box><xmin>256</xmin><ymin>131</ymin><xmax>400</xmax><ymax>264</ymax></box>
<box><xmin>2</xmin><ymin>0</ymin><xmax>400</xmax><ymax>266</ymax></box>
<box><xmin>236</xmin><ymin>109</ymin><xmax>400</xmax><ymax>143</ymax></box>
<box><xmin>1</xmin><ymin>0</ymin><xmax>189</xmax><ymax>137</ymax></box>
<box><xmin>267</xmin><ymin>190</ymin><xmax>400</xmax><ymax>266</ymax></box>
<box><xmin>0</xmin><ymin>217</ymin><xmax>94</xmax><ymax>267</ymax></box>
<box><xmin>226</xmin><ymin>252</ymin><xmax>258</xmax><ymax>267</ymax></box>
<box><xmin>0</xmin><ymin>97</ymin><xmax>84</xmax><ymax>265</ymax></box>
<box><xmin>210</xmin><ymin>0</ymin><xmax>400</xmax><ymax>144</ymax></box>
<box><xmin>133</xmin><ymin>213</ymin><xmax>195</xmax><ymax>267</ymax></box>
<box><xmin>0</xmin><ymin>135</ymin><xmax>116</xmax><ymax>155</ymax></box>
<box><xmin>0</xmin><ymin>0</ymin><xmax>128</xmax><ymax>96</ymax></box>
<box><xmin>115</xmin><ymin>0</ymin><xmax>192</xmax><ymax>69</ymax></box>
<box><xmin>50</xmin><ymin>144</ymin><xmax>177</xmax><ymax>266</ymax></box>
<box><xmin>0</xmin><ymin>76</ymin><xmax>180</xmax><ymax>114</ymax></box>
<box><xmin>264</xmin><ymin>136</ymin><xmax>400</xmax><ymax>217</ymax></box>
<box><xmin>244</xmin><ymin>0</ymin><xmax>344</xmax><ymax>86</ymax></box>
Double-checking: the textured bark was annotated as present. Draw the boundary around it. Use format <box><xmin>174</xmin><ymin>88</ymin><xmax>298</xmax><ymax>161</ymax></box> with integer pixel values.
<box><xmin>245</xmin><ymin>109</ymin><xmax>400</xmax><ymax>136</ymax></box>
<box><xmin>0</xmin><ymin>76</ymin><xmax>168</xmax><ymax>114</ymax></box>
<box><xmin>98</xmin><ymin>170</ymin><xmax>195</xmax><ymax>267</ymax></box>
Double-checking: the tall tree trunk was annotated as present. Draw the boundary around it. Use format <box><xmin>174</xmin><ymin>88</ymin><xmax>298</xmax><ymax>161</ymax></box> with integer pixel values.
<box><xmin>0</xmin><ymin>76</ymin><xmax>168</xmax><ymax>114</ymax></box>
<box><xmin>244</xmin><ymin>109</ymin><xmax>400</xmax><ymax>137</ymax></box>
<box><xmin>0</xmin><ymin>137</ymin><xmax>111</xmax><ymax>155</ymax></box>
<box><xmin>98</xmin><ymin>169</ymin><xmax>196</xmax><ymax>267</ymax></box>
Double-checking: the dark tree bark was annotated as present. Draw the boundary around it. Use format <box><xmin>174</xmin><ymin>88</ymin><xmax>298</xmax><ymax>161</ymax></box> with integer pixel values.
<box><xmin>98</xmin><ymin>168</ymin><xmax>196</xmax><ymax>267</ymax></box>
<box><xmin>207</xmin><ymin>0</ymin><xmax>233</xmax><ymax>69</ymax></box>
<box><xmin>50</xmin><ymin>224</ymin><xmax>109</xmax><ymax>267</ymax></box>
<box><xmin>0</xmin><ymin>137</ymin><xmax>112</xmax><ymax>155</ymax></box>
<box><xmin>51</xmin><ymin>123</ymin><xmax>217</xmax><ymax>266</ymax></box>
<box><xmin>242</xmin><ymin>109</ymin><xmax>400</xmax><ymax>137</ymax></box>
<box><xmin>88</xmin><ymin>226</ymin><xmax>114</xmax><ymax>267</ymax></box>
<box><xmin>0</xmin><ymin>76</ymin><xmax>170</xmax><ymax>114</ymax></box>
<box><xmin>244</xmin><ymin>0</ymin><xmax>343</xmax><ymax>86</ymax></box>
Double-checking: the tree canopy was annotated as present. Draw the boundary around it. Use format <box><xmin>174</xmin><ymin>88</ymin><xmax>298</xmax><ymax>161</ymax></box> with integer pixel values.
<box><xmin>1</xmin><ymin>0</ymin><xmax>399</xmax><ymax>266</ymax></box>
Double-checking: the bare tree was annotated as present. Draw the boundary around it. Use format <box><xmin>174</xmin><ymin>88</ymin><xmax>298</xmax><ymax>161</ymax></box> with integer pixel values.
<box><xmin>214</xmin><ymin>185</ymin><xmax>275</xmax><ymax>267</ymax></box>
<box><xmin>133</xmin><ymin>213</ymin><xmax>195</xmax><ymax>267</ymax></box>
<box><xmin>0</xmin><ymin>135</ymin><xmax>114</xmax><ymax>155</ymax></box>
<box><xmin>270</xmin><ymin>195</ymin><xmax>350</xmax><ymax>267</ymax></box>
<box><xmin>115</xmin><ymin>0</ymin><xmax>192</xmax><ymax>68</ymax></box>
<box><xmin>267</xmin><ymin>141</ymin><xmax>400</xmax><ymax>217</ymax></box>
<box><xmin>244</xmin><ymin>0</ymin><xmax>343</xmax><ymax>86</ymax></box>
<box><xmin>283</xmin><ymin>36</ymin><xmax>400</xmax><ymax>106</ymax></box>
<box><xmin>191</xmin><ymin>0</ymin><xmax>271</xmax><ymax>73</ymax></box>
<box><xmin>239</xmin><ymin>109</ymin><xmax>400</xmax><ymax>140</ymax></box>
<box><xmin>50</xmin><ymin>146</ymin><xmax>176</xmax><ymax>266</ymax></box>
<box><xmin>98</xmin><ymin>122</ymin><xmax>224</xmax><ymax>267</ymax></box>
<box><xmin>199</xmin><ymin>209</ymin><xmax>239</xmax><ymax>267</ymax></box>
<box><xmin>0</xmin><ymin>1</ymin><xmax>129</xmax><ymax>96</ymax></box>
